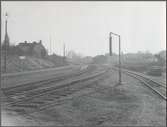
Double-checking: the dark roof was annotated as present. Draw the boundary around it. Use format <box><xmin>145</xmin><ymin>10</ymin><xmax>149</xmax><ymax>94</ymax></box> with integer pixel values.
<box><xmin>18</xmin><ymin>41</ymin><xmax>44</xmax><ymax>49</ymax></box>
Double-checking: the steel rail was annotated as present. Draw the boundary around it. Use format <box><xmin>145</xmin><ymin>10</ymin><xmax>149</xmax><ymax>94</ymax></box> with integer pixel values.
<box><xmin>125</xmin><ymin>71</ymin><xmax>166</xmax><ymax>100</ymax></box>
<box><xmin>4</xmin><ymin>68</ymin><xmax>108</xmax><ymax>107</ymax></box>
<box><xmin>1</xmin><ymin>65</ymin><xmax>74</xmax><ymax>78</ymax></box>
<box><xmin>112</xmin><ymin>67</ymin><xmax>166</xmax><ymax>100</ymax></box>
<box><xmin>122</xmin><ymin>68</ymin><xmax>166</xmax><ymax>88</ymax></box>
<box><xmin>10</xmin><ymin>71</ymin><xmax>108</xmax><ymax>114</ymax></box>
<box><xmin>2</xmin><ymin>65</ymin><xmax>96</xmax><ymax>95</ymax></box>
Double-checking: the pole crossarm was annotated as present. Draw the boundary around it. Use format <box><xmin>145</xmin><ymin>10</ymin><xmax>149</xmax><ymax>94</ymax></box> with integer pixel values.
<box><xmin>109</xmin><ymin>32</ymin><xmax>120</xmax><ymax>37</ymax></box>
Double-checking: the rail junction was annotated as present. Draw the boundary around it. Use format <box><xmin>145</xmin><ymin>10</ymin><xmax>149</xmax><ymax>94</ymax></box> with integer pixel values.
<box><xmin>1</xmin><ymin>64</ymin><xmax>166</xmax><ymax>126</ymax></box>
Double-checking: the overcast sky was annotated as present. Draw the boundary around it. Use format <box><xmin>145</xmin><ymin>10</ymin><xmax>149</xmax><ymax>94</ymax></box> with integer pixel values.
<box><xmin>1</xmin><ymin>1</ymin><xmax>166</xmax><ymax>56</ymax></box>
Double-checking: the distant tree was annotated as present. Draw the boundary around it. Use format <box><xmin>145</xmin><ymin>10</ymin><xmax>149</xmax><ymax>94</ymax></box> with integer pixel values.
<box><xmin>8</xmin><ymin>45</ymin><xmax>16</xmax><ymax>55</ymax></box>
<box><xmin>67</xmin><ymin>50</ymin><xmax>83</xmax><ymax>59</ymax></box>
<box><xmin>154</xmin><ymin>53</ymin><xmax>166</xmax><ymax>66</ymax></box>
<box><xmin>92</xmin><ymin>55</ymin><xmax>107</xmax><ymax>64</ymax></box>
<box><xmin>41</xmin><ymin>48</ymin><xmax>47</xmax><ymax>58</ymax></box>
<box><xmin>143</xmin><ymin>52</ymin><xmax>153</xmax><ymax>59</ymax></box>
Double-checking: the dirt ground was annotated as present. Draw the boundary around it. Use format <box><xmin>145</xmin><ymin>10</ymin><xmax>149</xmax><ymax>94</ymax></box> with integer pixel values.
<box><xmin>1</xmin><ymin>70</ymin><xmax>166</xmax><ymax>126</ymax></box>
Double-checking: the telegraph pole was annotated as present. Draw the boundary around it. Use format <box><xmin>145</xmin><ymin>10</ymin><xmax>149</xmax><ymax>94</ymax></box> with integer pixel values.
<box><xmin>4</xmin><ymin>12</ymin><xmax>10</xmax><ymax>73</ymax></box>
<box><xmin>118</xmin><ymin>35</ymin><xmax>121</xmax><ymax>84</ymax></box>
<box><xmin>49</xmin><ymin>35</ymin><xmax>52</xmax><ymax>55</ymax></box>
<box><xmin>63</xmin><ymin>43</ymin><xmax>66</xmax><ymax>58</ymax></box>
<box><xmin>109</xmin><ymin>34</ymin><xmax>112</xmax><ymax>56</ymax></box>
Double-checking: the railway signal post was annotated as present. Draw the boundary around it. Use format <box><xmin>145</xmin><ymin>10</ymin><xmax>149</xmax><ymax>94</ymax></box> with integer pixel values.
<box><xmin>109</xmin><ymin>32</ymin><xmax>122</xmax><ymax>85</ymax></box>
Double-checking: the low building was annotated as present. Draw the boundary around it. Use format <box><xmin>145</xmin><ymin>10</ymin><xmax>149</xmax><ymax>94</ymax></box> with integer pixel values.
<box><xmin>16</xmin><ymin>40</ymin><xmax>47</xmax><ymax>58</ymax></box>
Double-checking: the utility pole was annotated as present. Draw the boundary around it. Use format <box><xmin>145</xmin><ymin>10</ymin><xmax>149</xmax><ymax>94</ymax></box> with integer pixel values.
<box><xmin>4</xmin><ymin>12</ymin><xmax>10</xmax><ymax>73</ymax></box>
<box><xmin>109</xmin><ymin>32</ymin><xmax>122</xmax><ymax>85</ymax></box>
<box><xmin>109</xmin><ymin>35</ymin><xmax>112</xmax><ymax>56</ymax></box>
<box><xmin>54</xmin><ymin>34</ymin><xmax>56</xmax><ymax>54</ymax></box>
<box><xmin>49</xmin><ymin>35</ymin><xmax>52</xmax><ymax>55</ymax></box>
<box><xmin>118</xmin><ymin>35</ymin><xmax>121</xmax><ymax>84</ymax></box>
<box><xmin>63</xmin><ymin>43</ymin><xmax>66</xmax><ymax>58</ymax></box>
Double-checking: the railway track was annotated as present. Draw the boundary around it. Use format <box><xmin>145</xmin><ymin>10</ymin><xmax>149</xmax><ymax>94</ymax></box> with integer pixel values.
<box><xmin>2</xmin><ymin>65</ymin><xmax>96</xmax><ymax>96</ymax></box>
<box><xmin>2</xmin><ymin>65</ymin><xmax>109</xmax><ymax>114</ymax></box>
<box><xmin>113</xmin><ymin>67</ymin><xmax>166</xmax><ymax>100</ymax></box>
<box><xmin>124</xmin><ymin>69</ymin><xmax>166</xmax><ymax>88</ymax></box>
